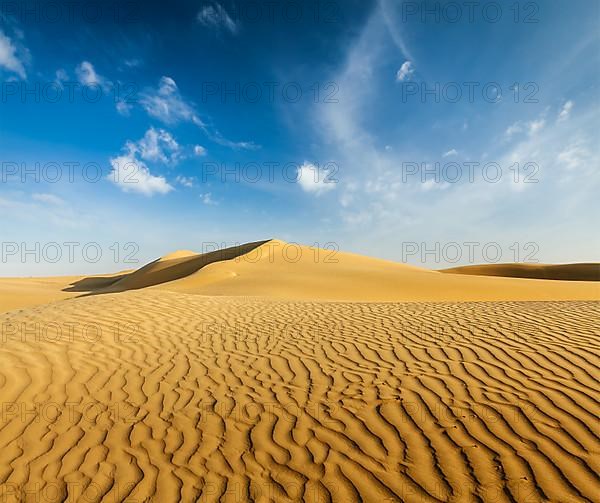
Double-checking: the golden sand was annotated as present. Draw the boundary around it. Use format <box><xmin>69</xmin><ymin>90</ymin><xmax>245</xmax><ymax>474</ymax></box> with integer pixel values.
<box><xmin>0</xmin><ymin>241</ymin><xmax>598</xmax><ymax>502</ymax></box>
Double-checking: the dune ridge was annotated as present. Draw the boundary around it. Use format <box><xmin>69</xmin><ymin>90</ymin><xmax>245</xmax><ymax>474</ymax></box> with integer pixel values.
<box><xmin>442</xmin><ymin>263</ymin><xmax>600</xmax><ymax>282</ymax></box>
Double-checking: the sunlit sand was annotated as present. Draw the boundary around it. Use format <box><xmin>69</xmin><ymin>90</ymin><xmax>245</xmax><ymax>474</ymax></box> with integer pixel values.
<box><xmin>0</xmin><ymin>240</ymin><xmax>598</xmax><ymax>502</ymax></box>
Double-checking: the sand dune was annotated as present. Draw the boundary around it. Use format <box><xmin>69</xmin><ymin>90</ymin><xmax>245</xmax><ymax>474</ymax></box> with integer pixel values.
<box><xmin>101</xmin><ymin>240</ymin><xmax>269</xmax><ymax>293</ymax></box>
<box><xmin>0</xmin><ymin>240</ymin><xmax>598</xmax><ymax>502</ymax></box>
<box><xmin>442</xmin><ymin>263</ymin><xmax>600</xmax><ymax>282</ymax></box>
<box><xmin>67</xmin><ymin>240</ymin><xmax>600</xmax><ymax>303</ymax></box>
<box><xmin>2</xmin><ymin>241</ymin><xmax>597</xmax><ymax>313</ymax></box>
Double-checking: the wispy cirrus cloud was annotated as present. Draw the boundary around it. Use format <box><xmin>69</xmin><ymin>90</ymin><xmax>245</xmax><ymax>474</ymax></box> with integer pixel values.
<box><xmin>396</xmin><ymin>61</ymin><xmax>414</xmax><ymax>82</ymax></box>
<box><xmin>0</xmin><ymin>28</ymin><xmax>29</xmax><ymax>79</ymax></box>
<box><xmin>307</xmin><ymin>0</ymin><xmax>599</xmax><ymax>264</ymax></box>
<box><xmin>558</xmin><ymin>100</ymin><xmax>574</xmax><ymax>122</ymax></box>
<box><xmin>140</xmin><ymin>76</ymin><xmax>203</xmax><ymax>126</ymax></box>
<box><xmin>197</xmin><ymin>3</ymin><xmax>238</xmax><ymax>34</ymax></box>
<box><xmin>139</xmin><ymin>76</ymin><xmax>258</xmax><ymax>150</ymax></box>
<box><xmin>32</xmin><ymin>193</ymin><xmax>65</xmax><ymax>206</ymax></box>
<box><xmin>505</xmin><ymin>117</ymin><xmax>546</xmax><ymax>138</ymax></box>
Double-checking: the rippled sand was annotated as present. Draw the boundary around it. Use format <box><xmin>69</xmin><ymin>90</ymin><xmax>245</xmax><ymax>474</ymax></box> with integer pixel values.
<box><xmin>0</xmin><ymin>242</ymin><xmax>598</xmax><ymax>502</ymax></box>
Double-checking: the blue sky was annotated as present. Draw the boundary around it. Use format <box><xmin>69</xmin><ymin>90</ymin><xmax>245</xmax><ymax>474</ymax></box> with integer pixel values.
<box><xmin>1</xmin><ymin>0</ymin><xmax>599</xmax><ymax>275</ymax></box>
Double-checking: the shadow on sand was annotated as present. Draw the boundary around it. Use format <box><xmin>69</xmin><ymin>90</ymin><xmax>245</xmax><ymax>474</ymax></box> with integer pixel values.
<box><xmin>63</xmin><ymin>240</ymin><xmax>271</xmax><ymax>296</ymax></box>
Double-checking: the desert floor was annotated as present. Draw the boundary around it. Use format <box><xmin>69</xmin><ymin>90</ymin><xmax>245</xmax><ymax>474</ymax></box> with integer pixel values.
<box><xmin>0</xmin><ymin>241</ymin><xmax>598</xmax><ymax>502</ymax></box>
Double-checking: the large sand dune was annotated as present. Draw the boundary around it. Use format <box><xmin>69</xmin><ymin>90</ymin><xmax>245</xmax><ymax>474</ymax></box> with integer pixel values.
<box><xmin>0</xmin><ymin>240</ymin><xmax>598</xmax><ymax>502</ymax></box>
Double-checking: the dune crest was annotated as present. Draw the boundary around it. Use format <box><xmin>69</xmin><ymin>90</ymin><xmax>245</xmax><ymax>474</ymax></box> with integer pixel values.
<box><xmin>442</xmin><ymin>262</ymin><xmax>600</xmax><ymax>281</ymax></box>
<box><xmin>159</xmin><ymin>250</ymin><xmax>200</xmax><ymax>261</ymax></box>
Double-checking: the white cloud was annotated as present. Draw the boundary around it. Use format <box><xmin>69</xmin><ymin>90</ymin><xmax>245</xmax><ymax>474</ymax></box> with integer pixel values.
<box><xmin>194</xmin><ymin>145</ymin><xmax>207</xmax><ymax>156</ymax></box>
<box><xmin>200</xmin><ymin>192</ymin><xmax>218</xmax><ymax>205</ymax></box>
<box><xmin>505</xmin><ymin>122</ymin><xmax>524</xmax><ymax>137</ymax></box>
<box><xmin>140</xmin><ymin>76</ymin><xmax>202</xmax><ymax>125</ymax></box>
<box><xmin>55</xmin><ymin>68</ymin><xmax>69</xmax><ymax>87</ymax></box>
<box><xmin>75</xmin><ymin>61</ymin><xmax>98</xmax><ymax>85</ymax></box>
<box><xmin>116</xmin><ymin>100</ymin><xmax>133</xmax><ymax>116</ymax></box>
<box><xmin>304</xmin><ymin>0</ymin><xmax>599</xmax><ymax>264</ymax></box>
<box><xmin>197</xmin><ymin>3</ymin><xmax>238</xmax><ymax>33</ymax></box>
<box><xmin>297</xmin><ymin>162</ymin><xmax>336</xmax><ymax>195</ymax></box>
<box><xmin>137</xmin><ymin>127</ymin><xmax>182</xmax><ymax>164</ymax></box>
<box><xmin>442</xmin><ymin>149</ymin><xmax>458</xmax><ymax>157</ymax></box>
<box><xmin>0</xmin><ymin>30</ymin><xmax>27</xmax><ymax>79</ymax></box>
<box><xmin>209</xmin><ymin>134</ymin><xmax>258</xmax><ymax>150</ymax></box>
<box><xmin>528</xmin><ymin>118</ymin><xmax>545</xmax><ymax>135</ymax></box>
<box><xmin>421</xmin><ymin>179</ymin><xmax>450</xmax><ymax>191</ymax></box>
<box><xmin>505</xmin><ymin>118</ymin><xmax>545</xmax><ymax>138</ymax></box>
<box><xmin>139</xmin><ymin>76</ymin><xmax>258</xmax><ymax>150</ymax></box>
<box><xmin>108</xmin><ymin>128</ymin><xmax>179</xmax><ymax>196</ymax></box>
<box><xmin>558</xmin><ymin>100</ymin><xmax>574</xmax><ymax>122</ymax></box>
<box><xmin>176</xmin><ymin>176</ymin><xmax>195</xmax><ymax>188</ymax></box>
<box><xmin>32</xmin><ymin>193</ymin><xmax>65</xmax><ymax>205</ymax></box>
<box><xmin>75</xmin><ymin>61</ymin><xmax>110</xmax><ymax>90</ymax></box>
<box><xmin>557</xmin><ymin>141</ymin><xmax>589</xmax><ymax>171</ymax></box>
<box><xmin>396</xmin><ymin>60</ymin><xmax>414</xmax><ymax>82</ymax></box>
<box><xmin>109</xmin><ymin>150</ymin><xmax>173</xmax><ymax>196</ymax></box>
<box><xmin>123</xmin><ymin>58</ymin><xmax>142</xmax><ymax>68</ymax></box>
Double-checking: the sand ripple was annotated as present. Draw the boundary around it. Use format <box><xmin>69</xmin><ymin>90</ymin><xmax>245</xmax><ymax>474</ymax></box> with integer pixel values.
<box><xmin>0</xmin><ymin>292</ymin><xmax>598</xmax><ymax>502</ymax></box>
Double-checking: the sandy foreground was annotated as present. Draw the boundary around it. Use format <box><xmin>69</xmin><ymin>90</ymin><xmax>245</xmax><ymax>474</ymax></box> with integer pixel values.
<box><xmin>0</xmin><ymin>241</ymin><xmax>598</xmax><ymax>502</ymax></box>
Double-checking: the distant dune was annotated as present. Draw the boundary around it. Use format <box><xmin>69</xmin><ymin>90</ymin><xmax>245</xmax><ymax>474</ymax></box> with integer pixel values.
<box><xmin>442</xmin><ymin>263</ymin><xmax>600</xmax><ymax>281</ymax></box>
<box><xmin>1</xmin><ymin>240</ymin><xmax>598</xmax><ymax>313</ymax></box>
<box><xmin>0</xmin><ymin>239</ymin><xmax>598</xmax><ymax>501</ymax></box>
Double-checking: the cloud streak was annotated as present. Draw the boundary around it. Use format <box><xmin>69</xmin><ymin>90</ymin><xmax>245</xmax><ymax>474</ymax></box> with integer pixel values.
<box><xmin>139</xmin><ymin>76</ymin><xmax>258</xmax><ymax>150</ymax></box>
<box><xmin>197</xmin><ymin>3</ymin><xmax>238</xmax><ymax>33</ymax></box>
<box><xmin>0</xmin><ymin>29</ymin><xmax>27</xmax><ymax>79</ymax></box>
